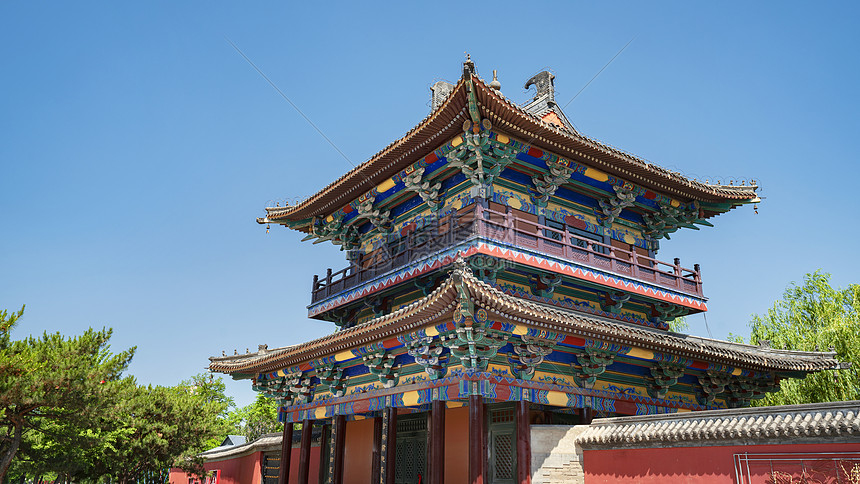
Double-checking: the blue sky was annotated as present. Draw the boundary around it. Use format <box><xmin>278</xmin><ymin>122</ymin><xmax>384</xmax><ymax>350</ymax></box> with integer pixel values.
<box><xmin>2</xmin><ymin>2</ymin><xmax>858</xmax><ymax>407</ymax></box>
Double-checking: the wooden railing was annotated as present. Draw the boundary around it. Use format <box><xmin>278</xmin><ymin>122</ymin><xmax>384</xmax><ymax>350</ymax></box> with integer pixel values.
<box><xmin>310</xmin><ymin>203</ymin><xmax>703</xmax><ymax>303</ymax></box>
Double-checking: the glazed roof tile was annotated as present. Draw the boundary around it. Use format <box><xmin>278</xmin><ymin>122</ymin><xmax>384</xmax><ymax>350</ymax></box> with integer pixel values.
<box><xmin>264</xmin><ymin>73</ymin><xmax>758</xmax><ymax>224</ymax></box>
<box><xmin>576</xmin><ymin>400</ymin><xmax>860</xmax><ymax>447</ymax></box>
<box><xmin>208</xmin><ymin>267</ymin><xmax>839</xmax><ymax>375</ymax></box>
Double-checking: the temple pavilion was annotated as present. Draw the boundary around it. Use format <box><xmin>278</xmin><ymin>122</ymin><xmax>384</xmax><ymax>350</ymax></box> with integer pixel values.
<box><xmin>208</xmin><ymin>59</ymin><xmax>841</xmax><ymax>484</ymax></box>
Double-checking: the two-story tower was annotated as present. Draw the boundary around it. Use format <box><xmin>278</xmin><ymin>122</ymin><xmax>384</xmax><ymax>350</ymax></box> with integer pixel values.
<box><xmin>209</xmin><ymin>60</ymin><xmax>840</xmax><ymax>484</ymax></box>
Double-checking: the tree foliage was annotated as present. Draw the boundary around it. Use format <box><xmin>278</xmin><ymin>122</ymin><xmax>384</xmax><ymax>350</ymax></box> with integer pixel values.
<box><xmin>0</xmin><ymin>306</ymin><xmax>135</xmax><ymax>481</ymax></box>
<box><xmin>739</xmin><ymin>272</ymin><xmax>860</xmax><ymax>406</ymax></box>
<box><xmin>1</xmin><ymin>307</ymin><xmax>233</xmax><ymax>484</ymax></box>
<box><xmin>226</xmin><ymin>393</ymin><xmax>281</xmax><ymax>443</ymax></box>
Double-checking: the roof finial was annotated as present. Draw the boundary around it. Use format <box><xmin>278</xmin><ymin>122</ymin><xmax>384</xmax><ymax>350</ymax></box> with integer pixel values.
<box><xmin>463</xmin><ymin>53</ymin><xmax>476</xmax><ymax>79</ymax></box>
<box><xmin>489</xmin><ymin>69</ymin><xmax>501</xmax><ymax>91</ymax></box>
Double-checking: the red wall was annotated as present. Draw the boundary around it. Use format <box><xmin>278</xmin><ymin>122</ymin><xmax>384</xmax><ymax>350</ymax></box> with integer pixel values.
<box><xmin>444</xmin><ymin>406</ymin><xmax>469</xmax><ymax>484</ymax></box>
<box><xmin>343</xmin><ymin>418</ymin><xmax>374</xmax><ymax>484</ymax></box>
<box><xmin>169</xmin><ymin>451</ymin><xmax>261</xmax><ymax>484</ymax></box>
<box><xmin>285</xmin><ymin>445</ymin><xmax>322</xmax><ymax>484</ymax></box>
<box><xmin>584</xmin><ymin>442</ymin><xmax>860</xmax><ymax>484</ymax></box>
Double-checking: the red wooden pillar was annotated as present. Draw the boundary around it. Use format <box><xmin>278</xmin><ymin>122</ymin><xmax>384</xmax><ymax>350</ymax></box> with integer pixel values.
<box><xmin>371</xmin><ymin>415</ymin><xmax>383</xmax><ymax>484</ymax></box>
<box><xmin>297</xmin><ymin>419</ymin><xmax>313</xmax><ymax>484</ymax></box>
<box><xmin>279</xmin><ymin>421</ymin><xmax>294</xmax><ymax>484</ymax></box>
<box><xmin>332</xmin><ymin>415</ymin><xmax>346</xmax><ymax>484</ymax></box>
<box><xmin>318</xmin><ymin>423</ymin><xmax>330</xmax><ymax>484</ymax></box>
<box><xmin>581</xmin><ymin>407</ymin><xmax>594</xmax><ymax>425</ymax></box>
<box><xmin>384</xmin><ymin>407</ymin><xmax>397</xmax><ymax>484</ymax></box>
<box><xmin>516</xmin><ymin>401</ymin><xmax>531</xmax><ymax>484</ymax></box>
<box><xmin>469</xmin><ymin>394</ymin><xmax>486</xmax><ymax>484</ymax></box>
<box><xmin>429</xmin><ymin>400</ymin><xmax>446</xmax><ymax>484</ymax></box>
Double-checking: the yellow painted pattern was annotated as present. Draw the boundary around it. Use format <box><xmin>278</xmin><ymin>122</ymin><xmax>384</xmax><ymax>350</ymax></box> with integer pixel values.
<box><xmin>314</xmin><ymin>407</ymin><xmax>327</xmax><ymax>419</ymax></box>
<box><xmin>377</xmin><ymin>178</ymin><xmax>396</xmax><ymax>193</ymax></box>
<box><xmin>732</xmin><ymin>368</ymin><xmax>743</xmax><ymax>376</ymax></box>
<box><xmin>676</xmin><ymin>408</ymin><xmax>691</xmax><ymax>413</ymax></box>
<box><xmin>670</xmin><ymin>199</ymin><xmax>681</xmax><ymax>208</ymax></box>
<box><xmin>496</xmin><ymin>134</ymin><xmax>510</xmax><ymax>144</ymax></box>
<box><xmin>512</xmin><ymin>324</ymin><xmax>528</xmax><ymax>336</ymax></box>
<box><xmin>451</xmin><ymin>135</ymin><xmax>463</xmax><ymax>147</ymax></box>
<box><xmin>325</xmin><ymin>214</ymin><xmax>334</xmax><ymax>222</ymax></box>
<box><xmin>584</xmin><ymin>167</ymin><xmax>609</xmax><ymax>182</ymax></box>
<box><xmin>626</xmin><ymin>347</ymin><xmax>654</xmax><ymax>360</ymax></box>
<box><xmin>334</xmin><ymin>350</ymin><xmax>354</xmax><ymax>362</ymax></box>
<box><xmin>425</xmin><ymin>325</ymin><xmax>440</xmax><ymax>337</ymax></box>
<box><xmin>402</xmin><ymin>391</ymin><xmax>420</xmax><ymax>406</ymax></box>
<box><xmin>546</xmin><ymin>391</ymin><xmax>568</xmax><ymax>406</ymax></box>
<box><xmin>446</xmin><ymin>401</ymin><xmax>465</xmax><ymax>408</ymax></box>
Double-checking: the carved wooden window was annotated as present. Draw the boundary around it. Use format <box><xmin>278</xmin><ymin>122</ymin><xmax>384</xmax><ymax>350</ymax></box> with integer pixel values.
<box><xmin>488</xmin><ymin>404</ymin><xmax>516</xmax><ymax>484</ymax></box>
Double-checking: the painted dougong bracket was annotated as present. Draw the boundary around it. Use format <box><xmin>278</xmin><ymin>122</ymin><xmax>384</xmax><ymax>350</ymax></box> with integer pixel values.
<box><xmin>647</xmin><ymin>361</ymin><xmax>686</xmax><ymax>399</ymax></box>
<box><xmin>357</xmin><ymin>196</ymin><xmax>392</xmax><ymax>235</ymax></box>
<box><xmin>528</xmin><ymin>273</ymin><xmax>563</xmax><ymax>299</ymax></box>
<box><xmin>600</xmin><ymin>291</ymin><xmax>631</xmax><ymax>314</ymax></box>
<box><xmin>596</xmin><ymin>185</ymin><xmax>637</xmax><ymax>227</ymax></box>
<box><xmin>315</xmin><ymin>364</ymin><xmax>346</xmax><ymax>398</ymax></box>
<box><xmin>447</xmin><ymin>120</ymin><xmax>518</xmax><ymax>198</ymax></box>
<box><xmin>406</xmin><ymin>335</ymin><xmax>449</xmax><ymax>380</ymax></box>
<box><xmin>696</xmin><ymin>370</ymin><xmax>732</xmax><ymax>406</ymax></box>
<box><xmin>573</xmin><ymin>348</ymin><xmax>617</xmax><ymax>389</ymax></box>
<box><xmin>508</xmin><ymin>335</ymin><xmax>554</xmax><ymax>380</ymax></box>
<box><xmin>402</xmin><ymin>166</ymin><xmax>443</xmax><ymax>212</ymax></box>
<box><xmin>530</xmin><ymin>158</ymin><xmax>576</xmax><ymax>207</ymax></box>
<box><xmin>362</xmin><ymin>349</ymin><xmax>399</xmax><ymax>388</ymax></box>
<box><xmin>642</xmin><ymin>200</ymin><xmax>707</xmax><ymax>240</ymax></box>
<box><xmin>469</xmin><ymin>255</ymin><xmax>506</xmax><ymax>285</ymax></box>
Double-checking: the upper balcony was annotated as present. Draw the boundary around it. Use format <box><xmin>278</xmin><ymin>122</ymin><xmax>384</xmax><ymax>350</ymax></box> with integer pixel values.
<box><xmin>310</xmin><ymin>203</ymin><xmax>703</xmax><ymax>305</ymax></box>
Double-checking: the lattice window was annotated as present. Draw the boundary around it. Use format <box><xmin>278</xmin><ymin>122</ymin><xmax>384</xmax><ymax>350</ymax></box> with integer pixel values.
<box><xmin>488</xmin><ymin>403</ymin><xmax>517</xmax><ymax>484</ymax></box>
<box><xmin>395</xmin><ymin>413</ymin><xmax>428</xmax><ymax>484</ymax></box>
<box><xmin>493</xmin><ymin>433</ymin><xmax>515</xmax><ymax>481</ymax></box>
<box><xmin>397</xmin><ymin>414</ymin><xmax>428</xmax><ymax>433</ymax></box>
<box><xmin>490</xmin><ymin>407</ymin><xmax>515</xmax><ymax>424</ymax></box>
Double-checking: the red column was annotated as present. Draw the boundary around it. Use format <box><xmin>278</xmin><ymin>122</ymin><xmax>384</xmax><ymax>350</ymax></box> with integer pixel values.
<box><xmin>581</xmin><ymin>407</ymin><xmax>594</xmax><ymax>425</ymax></box>
<box><xmin>385</xmin><ymin>407</ymin><xmax>397</xmax><ymax>484</ymax></box>
<box><xmin>318</xmin><ymin>424</ymin><xmax>330</xmax><ymax>484</ymax></box>
<box><xmin>297</xmin><ymin>419</ymin><xmax>313</xmax><ymax>484</ymax></box>
<box><xmin>516</xmin><ymin>401</ymin><xmax>531</xmax><ymax>484</ymax></box>
<box><xmin>371</xmin><ymin>415</ymin><xmax>383</xmax><ymax>484</ymax></box>
<box><xmin>279</xmin><ymin>421</ymin><xmax>294</xmax><ymax>484</ymax></box>
<box><xmin>332</xmin><ymin>415</ymin><xmax>346</xmax><ymax>484</ymax></box>
<box><xmin>429</xmin><ymin>400</ymin><xmax>446</xmax><ymax>484</ymax></box>
<box><xmin>469</xmin><ymin>394</ymin><xmax>486</xmax><ymax>484</ymax></box>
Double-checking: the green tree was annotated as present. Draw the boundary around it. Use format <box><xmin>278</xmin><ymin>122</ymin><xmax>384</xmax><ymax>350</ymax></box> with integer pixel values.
<box><xmin>0</xmin><ymin>307</ymin><xmax>135</xmax><ymax>481</ymax></box>
<box><xmin>96</xmin><ymin>380</ymin><xmax>227</xmax><ymax>483</ymax></box>
<box><xmin>738</xmin><ymin>272</ymin><xmax>859</xmax><ymax>406</ymax></box>
<box><xmin>226</xmin><ymin>394</ymin><xmax>281</xmax><ymax>442</ymax></box>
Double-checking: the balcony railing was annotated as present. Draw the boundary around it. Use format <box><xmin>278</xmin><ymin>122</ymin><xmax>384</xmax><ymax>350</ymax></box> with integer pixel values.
<box><xmin>311</xmin><ymin>203</ymin><xmax>703</xmax><ymax>304</ymax></box>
